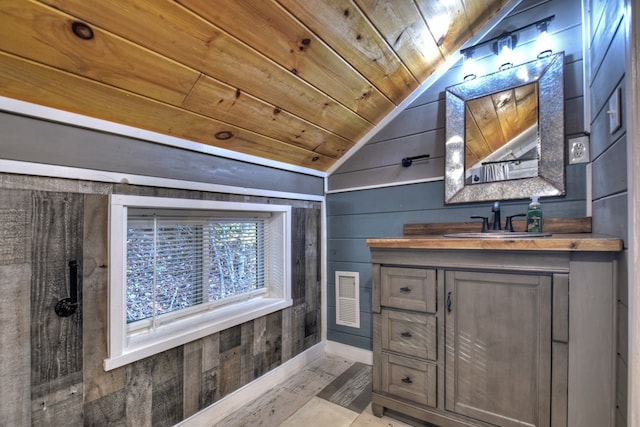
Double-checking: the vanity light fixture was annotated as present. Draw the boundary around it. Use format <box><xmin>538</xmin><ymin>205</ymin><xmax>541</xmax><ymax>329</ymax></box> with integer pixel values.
<box><xmin>462</xmin><ymin>49</ymin><xmax>478</xmax><ymax>81</ymax></box>
<box><xmin>458</xmin><ymin>15</ymin><xmax>555</xmax><ymax>80</ymax></box>
<box><xmin>535</xmin><ymin>20</ymin><xmax>553</xmax><ymax>58</ymax></box>
<box><xmin>494</xmin><ymin>34</ymin><xmax>517</xmax><ymax>70</ymax></box>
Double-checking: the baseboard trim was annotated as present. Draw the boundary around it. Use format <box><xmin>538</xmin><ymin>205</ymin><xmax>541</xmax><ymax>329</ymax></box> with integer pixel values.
<box><xmin>177</xmin><ymin>341</ymin><xmax>371</xmax><ymax>426</ymax></box>
<box><xmin>177</xmin><ymin>342</ymin><xmax>326</xmax><ymax>426</ymax></box>
<box><xmin>324</xmin><ymin>340</ymin><xmax>373</xmax><ymax>365</ymax></box>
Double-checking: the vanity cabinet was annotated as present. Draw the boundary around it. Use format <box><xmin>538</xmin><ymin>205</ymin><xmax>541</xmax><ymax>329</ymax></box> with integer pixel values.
<box><xmin>444</xmin><ymin>270</ymin><xmax>555</xmax><ymax>427</ymax></box>
<box><xmin>368</xmin><ymin>239</ymin><xmax>620</xmax><ymax>427</ymax></box>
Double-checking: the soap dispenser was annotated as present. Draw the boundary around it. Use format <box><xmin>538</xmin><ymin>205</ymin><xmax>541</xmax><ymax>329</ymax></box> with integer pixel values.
<box><xmin>527</xmin><ymin>196</ymin><xmax>543</xmax><ymax>233</ymax></box>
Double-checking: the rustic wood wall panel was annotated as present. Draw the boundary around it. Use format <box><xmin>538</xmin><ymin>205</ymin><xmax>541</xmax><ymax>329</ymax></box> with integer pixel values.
<box><xmin>82</xmin><ymin>195</ymin><xmax>126</xmax><ymax>410</ymax></box>
<box><xmin>199</xmin><ymin>333</ymin><xmax>221</xmax><ymax>410</ymax></box>
<box><xmin>151</xmin><ymin>348</ymin><xmax>185</xmax><ymax>426</ymax></box>
<box><xmin>305</xmin><ymin>204</ymin><xmax>321</xmax><ymax>324</ymax></box>
<box><xmin>30</xmin><ymin>192</ymin><xmax>83</xmax><ymax>383</ymax></box>
<box><xmin>0</xmin><ymin>190</ymin><xmax>32</xmax><ymax>426</ymax></box>
<box><xmin>281</xmin><ymin>307</ymin><xmax>293</xmax><ymax>364</ymax></box>
<box><xmin>125</xmin><ymin>357</ymin><xmax>153</xmax><ymax>426</ymax></box>
<box><xmin>0</xmin><ymin>171</ymin><xmax>321</xmax><ymax>425</ymax></box>
<box><xmin>292</xmin><ymin>208</ymin><xmax>308</xmax><ymax>305</ymax></box>
<box><xmin>289</xmin><ymin>305</ymin><xmax>307</xmax><ymax>356</ymax></box>
<box><xmin>183</xmin><ymin>339</ymin><xmax>203</xmax><ymax>418</ymax></box>
<box><xmin>30</xmin><ymin>191</ymin><xmax>84</xmax><ymax>425</ymax></box>
<box><xmin>0</xmin><ymin>263</ymin><xmax>31</xmax><ymax>425</ymax></box>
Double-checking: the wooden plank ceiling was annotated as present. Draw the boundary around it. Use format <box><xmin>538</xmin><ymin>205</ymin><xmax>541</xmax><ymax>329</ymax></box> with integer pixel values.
<box><xmin>0</xmin><ymin>0</ymin><xmax>510</xmax><ymax>172</ymax></box>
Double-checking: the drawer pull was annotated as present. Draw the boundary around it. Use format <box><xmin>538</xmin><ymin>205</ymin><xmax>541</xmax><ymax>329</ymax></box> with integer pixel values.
<box><xmin>400</xmin><ymin>332</ymin><xmax>412</xmax><ymax>338</ymax></box>
<box><xmin>401</xmin><ymin>376</ymin><xmax>413</xmax><ymax>384</ymax></box>
<box><xmin>399</xmin><ymin>286</ymin><xmax>411</xmax><ymax>293</ymax></box>
<box><xmin>447</xmin><ymin>291</ymin><xmax>452</xmax><ymax>313</ymax></box>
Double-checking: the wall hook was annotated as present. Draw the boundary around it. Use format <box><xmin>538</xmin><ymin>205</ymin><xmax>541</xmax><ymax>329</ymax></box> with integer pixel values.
<box><xmin>401</xmin><ymin>154</ymin><xmax>430</xmax><ymax>167</ymax></box>
<box><xmin>55</xmin><ymin>260</ymin><xmax>79</xmax><ymax>317</ymax></box>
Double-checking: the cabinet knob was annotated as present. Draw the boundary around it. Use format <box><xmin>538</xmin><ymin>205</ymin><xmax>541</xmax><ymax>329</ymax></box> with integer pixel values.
<box><xmin>401</xmin><ymin>376</ymin><xmax>413</xmax><ymax>384</ymax></box>
<box><xmin>401</xmin><ymin>332</ymin><xmax>412</xmax><ymax>338</ymax></box>
<box><xmin>399</xmin><ymin>286</ymin><xmax>411</xmax><ymax>293</ymax></box>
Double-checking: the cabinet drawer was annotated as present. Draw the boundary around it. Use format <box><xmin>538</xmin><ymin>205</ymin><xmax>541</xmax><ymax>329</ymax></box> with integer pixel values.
<box><xmin>381</xmin><ymin>353</ymin><xmax>437</xmax><ymax>408</ymax></box>
<box><xmin>381</xmin><ymin>267</ymin><xmax>436</xmax><ymax>313</ymax></box>
<box><xmin>381</xmin><ymin>309</ymin><xmax>437</xmax><ymax>361</ymax></box>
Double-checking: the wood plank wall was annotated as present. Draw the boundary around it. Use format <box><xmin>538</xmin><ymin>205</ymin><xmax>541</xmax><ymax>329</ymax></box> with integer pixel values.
<box><xmin>326</xmin><ymin>0</ymin><xmax>588</xmax><ymax>351</ymax></box>
<box><xmin>0</xmin><ymin>167</ymin><xmax>321</xmax><ymax>423</ymax></box>
<box><xmin>585</xmin><ymin>0</ymin><xmax>629</xmax><ymax>425</ymax></box>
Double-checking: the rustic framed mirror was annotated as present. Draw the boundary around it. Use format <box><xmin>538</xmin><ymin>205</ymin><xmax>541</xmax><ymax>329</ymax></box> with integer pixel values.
<box><xmin>444</xmin><ymin>52</ymin><xmax>565</xmax><ymax>204</ymax></box>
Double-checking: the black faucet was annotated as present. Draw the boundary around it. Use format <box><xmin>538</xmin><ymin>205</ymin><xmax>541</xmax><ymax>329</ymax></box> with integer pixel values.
<box><xmin>505</xmin><ymin>213</ymin><xmax>527</xmax><ymax>231</ymax></box>
<box><xmin>471</xmin><ymin>201</ymin><xmax>526</xmax><ymax>232</ymax></box>
<box><xmin>492</xmin><ymin>201</ymin><xmax>501</xmax><ymax>230</ymax></box>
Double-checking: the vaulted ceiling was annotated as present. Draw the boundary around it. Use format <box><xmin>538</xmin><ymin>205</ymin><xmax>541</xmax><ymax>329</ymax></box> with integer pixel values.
<box><xmin>0</xmin><ymin>0</ymin><xmax>511</xmax><ymax>172</ymax></box>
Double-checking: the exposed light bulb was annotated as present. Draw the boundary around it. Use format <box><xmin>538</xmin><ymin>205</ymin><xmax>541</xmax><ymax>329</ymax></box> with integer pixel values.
<box><xmin>496</xmin><ymin>35</ymin><xmax>515</xmax><ymax>71</ymax></box>
<box><xmin>498</xmin><ymin>46</ymin><xmax>513</xmax><ymax>70</ymax></box>
<box><xmin>536</xmin><ymin>25</ymin><xmax>553</xmax><ymax>58</ymax></box>
<box><xmin>462</xmin><ymin>51</ymin><xmax>478</xmax><ymax>81</ymax></box>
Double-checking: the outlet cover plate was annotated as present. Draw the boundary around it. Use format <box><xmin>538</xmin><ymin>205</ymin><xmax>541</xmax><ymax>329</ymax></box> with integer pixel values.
<box><xmin>569</xmin><ymin>135</ymin><xmax>590</xmax><ymax>164</ymax></box>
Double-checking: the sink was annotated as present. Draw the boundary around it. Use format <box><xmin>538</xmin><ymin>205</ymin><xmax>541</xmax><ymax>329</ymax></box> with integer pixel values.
<box><xmin>443</xmin><ymin>232</ymin><xmax>552</xmax><ymax>238</ymax></box>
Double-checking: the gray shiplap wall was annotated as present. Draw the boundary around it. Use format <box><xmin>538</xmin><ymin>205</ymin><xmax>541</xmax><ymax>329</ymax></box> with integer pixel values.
<box><xmin>327</xmin><ymin>0</ymin><xmax>588</xmax><ymax>351</ymax></box>
<box><xmin>585</xmin><ymin>0</ymin><xmax>629</xmax><ymax>425</ymax></box>
<box><xmin>0</xmin><ymin>112</ymin><xmax>324</xmax><ymax>197</ymax></box>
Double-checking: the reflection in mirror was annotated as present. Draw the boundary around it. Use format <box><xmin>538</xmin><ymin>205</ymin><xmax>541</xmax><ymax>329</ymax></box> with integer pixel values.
<box><xmin>465</xmin><ymin>83</ymin><xmax>539</xmax><ymax>184</ymax></box>
<box><xmin>444</xmin><ymin>52</ymin><xmax>565</xmax><ymax>204</ymax></box>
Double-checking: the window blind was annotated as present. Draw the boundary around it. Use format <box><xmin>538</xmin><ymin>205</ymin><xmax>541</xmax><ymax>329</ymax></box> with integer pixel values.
<box><xmin>126</xmin><ymin>212</ymin><xmax>266</xmax><ymax>325</ymax></box>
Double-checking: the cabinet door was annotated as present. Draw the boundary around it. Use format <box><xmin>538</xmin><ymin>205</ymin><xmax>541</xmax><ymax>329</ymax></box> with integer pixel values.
<box><xmin>445</xmin><ymin>271</ymin><xmax>552</xmax><ymax>427</ymax></box>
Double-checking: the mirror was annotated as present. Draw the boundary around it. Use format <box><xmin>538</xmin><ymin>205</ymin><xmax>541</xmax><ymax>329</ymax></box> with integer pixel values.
<box><xmin>444</xmin><ymin>52</ymin><xmax>565</xmax><ymax>204</ymax></box>
<box><xmin>465</xmin><ymin>82</ymin><xmax>539</xmax><ymax>184</ymax></box>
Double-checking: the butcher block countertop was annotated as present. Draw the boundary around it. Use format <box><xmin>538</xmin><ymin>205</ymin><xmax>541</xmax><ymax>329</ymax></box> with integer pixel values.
<box><xmin>367</xmin><ymin>217</ymin><xmax>623</xmax><ymax>252</ymax></box>
<box><xmin>366</xmin><ymin>234</ymin><xmax>623</xmax><ymax>252</ymax></box>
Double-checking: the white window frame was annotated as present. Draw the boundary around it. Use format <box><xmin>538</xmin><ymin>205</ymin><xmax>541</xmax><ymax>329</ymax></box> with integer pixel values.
<box><xmin>105</xmin><ymin>194</ymin><xmax>292</xmax><ymax>370</ymax></box>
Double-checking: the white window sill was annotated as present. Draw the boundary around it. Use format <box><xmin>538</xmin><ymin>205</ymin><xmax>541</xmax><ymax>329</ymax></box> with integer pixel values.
<box><xmin>104</xmin><ymin>297</ymin><xmax>292</xmax><ymax>371</ymax></box>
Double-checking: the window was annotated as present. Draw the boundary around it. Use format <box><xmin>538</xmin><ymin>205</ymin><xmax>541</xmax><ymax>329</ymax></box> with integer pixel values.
<box><xmin>106</xmin><ymin>195</ymin><xmax>291</xmax><ymax>370</ymax></box>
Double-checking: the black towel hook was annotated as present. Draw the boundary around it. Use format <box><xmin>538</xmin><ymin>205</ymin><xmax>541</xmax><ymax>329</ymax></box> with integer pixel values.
<box><xmin>55</xmin><ymin>260</ymin><xmax>79</xmax><ymax>317</ymax></box>
<box><xmin>401</xmin><ymin>154</ymin><xmax>430</xmax><ymax>167</ymax></box>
